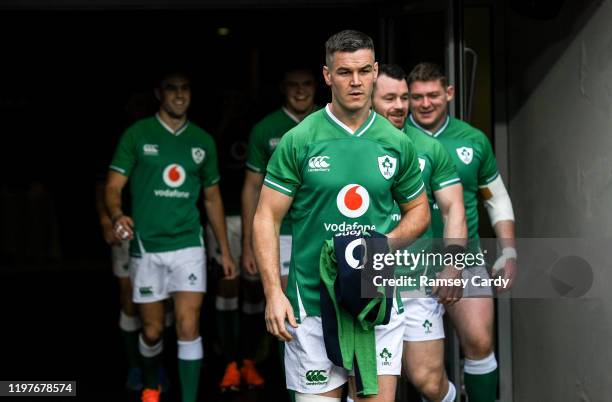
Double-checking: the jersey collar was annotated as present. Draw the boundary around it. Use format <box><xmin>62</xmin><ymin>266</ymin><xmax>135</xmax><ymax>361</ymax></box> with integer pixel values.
<box><xmin>325</xmin><ymin>104</ymin><xmax>376</xmax><ymax>137</ymax></box>
<box><xmin>409</xmin><ymin>114</ymin><xmax>449</xmax><ymax>138</ymax></box>
<box><xmin>156</xmin><ymin>113</ymin><xmax>189</xmax><ymax>136</ymax></box>
<box><xmin>282</xmin><ymin>107</ymin><xmax>301</xmax><ymax>124</ymax></box>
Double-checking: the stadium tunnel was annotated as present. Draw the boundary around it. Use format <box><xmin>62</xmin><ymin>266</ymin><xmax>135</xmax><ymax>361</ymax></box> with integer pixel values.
<box><xmin>0</xmin><ymin>0</ymin><xmax>610</xmax><ymax>400</ymax></box>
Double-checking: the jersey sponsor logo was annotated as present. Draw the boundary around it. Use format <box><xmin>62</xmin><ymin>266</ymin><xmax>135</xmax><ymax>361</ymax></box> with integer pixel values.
<box><xmin>392</xmin><ymin>213</ymin><xmax>401</xmax><ymax>222</ymax></box>
<box><xmin>378</xmin><ymin>155</ymin><xmax>397</xmax><ymax>180</ymax></box>
<box><xmin>269</xmin><ymin>137</ymin><xmax>280</xmax><ymax>149</ymax></box>
<box><xmin>305</xmin><ymin>370</ymin><xmax>328</xmax><ymax>385</ymax></box>
<box><xmin>143</xmin><ymin>144</ymin><xmax>159</xmax><ymax>156</ymax></box>
<box><xmin>418</xmin><ymin>157</ymin><xmax>426</xmax><ymax>172</ymax></box>
<box><xmin>345</xmin><ymin>238</ymin><xmax>367</xmax><ymax>269</ymax></box>
<box><xmin>191</xmin><ymin>147</ymin><xmax>205</xmax><ymax>164</ymax></box>
<box><xmin>456</xmin><ymin>147</ymin><xmax>473</xmax><ymax>164</ymax></box>
<box><xmin>153</xmin><ymin>189</ymin><xmax>190</xmax><ymax>198</ymax></box>
<box><xmin>163</xmin><ymin>164</ymin><xmax>186</xmax><ymax>188</ymax></box>
<box><xmin>336</xmin><ymin>184</ymin><xmax>370</xmax><ymax>218</ymax></box>
<box><xmin>325</xmin><ymin>221</ymin><xmax>376</xmax><ymax>233</ymax></box>
<box><xmin>308</xmin><ymin>156</ymin><xmax>331</xmax><ymax>172</ymax></box>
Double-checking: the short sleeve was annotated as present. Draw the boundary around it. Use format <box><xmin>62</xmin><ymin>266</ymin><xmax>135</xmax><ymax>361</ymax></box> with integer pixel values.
<box><xmin>431</xmin><ymin>142</ymin><xmax>461</xmax><ymax>191</ymax></box>
<box><xmin>263</xmin><ymin>130</ymin><xmax>301</xmax><ymax>197</ymax></box>
<box><xmin>477</xmin><ymin>134</ymin><xmax>499</xmax><ymax>186</ymax></box>
<box><xmin>200</xmin><ymin>135</ymin><xmax>221</xmax><ymax>188</ymax></box>
<box><xmin>245</xmin><ymin>124</ymin><xmax>267</xmax><ymax>173</ymax></box>
<box><xmin>392</xmin><ymin>137</ymin><xmax>425</xmax><ymax>203</ymax></box>
<box><xmin>109</xmin><ymin>127</ymin><xmax>137</xmax><ymax>177</ymax></box>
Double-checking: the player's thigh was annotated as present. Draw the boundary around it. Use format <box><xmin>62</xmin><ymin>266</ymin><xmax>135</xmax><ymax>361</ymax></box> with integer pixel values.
<box><xmin>349</xmin><ymin>375</ymin><xmax>397</xmax><ymax>402</ymax></box>
<box><xmin>118</xmin><ymin>276</ymin><xmax>136</xmax><ymax>314</ymax></box>
<box><xmin>446</xmin><ymin>297</ymin><xmax>494</xmax><ymax>356</ymax></box>
<box><xmin>166</xmin><ymin>246</ymin><xmax>207</xmax><ymax>294</ymax></box>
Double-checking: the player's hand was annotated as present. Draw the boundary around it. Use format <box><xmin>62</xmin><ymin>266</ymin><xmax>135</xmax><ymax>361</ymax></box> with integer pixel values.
<box><xmin>101</xmin><ymin>220</ymin><xmax>120</xmax><ymax>246</ymax></box>
<box><xmin>432</xmin><ymin>265</ymin><xmax>463</xmax><ymax>305</ymax></box>
<box><xmin>241</xmin><ymin>245</ymin><xmax>259</xmax><ymax>276</ymax></box>
<box><xmin>113</xmin><ymin>215</ymin><xmax>134</xmax><ymax>242</ymax></box>
<box><xmin>265</xmin><ymin>288</ymin><xmax>297</xmax><ymax>342</ymax></box>
<box><xmin>492</xmin><ymin>257</ymin><xmax>517</xmax><ymax>293</ymax></box>
<box><xmin>220</xmin><ymin>254</ymin><xmax>237</xmax><ymax>279</ymax></box>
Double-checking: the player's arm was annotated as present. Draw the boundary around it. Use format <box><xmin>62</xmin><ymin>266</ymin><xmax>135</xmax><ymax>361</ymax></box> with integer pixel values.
<box><xmin>480</xmin><ymin>175</ymin><xmax>517</xmax><ymax>291</ymax></box>
<box><xmin>387</xmin><ymin>192</ymin><xmax>430</xmax><ymax>250</ymax></box>
<box><xmin>95</xmin><ymin>180</ymin><xmax>118</xmax><ymax>245</ymax></box>
<box><xmin>253</xmin><ymin>186</ymin><xmax>297</xmax><ymax>341</ymax></box>
<box><xmin>203</xmin><ymin>184</ymin><xmax>237</xmax><ymax>279</ymax></box>
<box><xmin>105</xmin><ymin>171</ymin><xmax>134</xmax><ymax>241</ymax></box>
<box><xmin>241</xmin><ymin>170</ymin><xmax>265</xmax><ymax>275</ymax></box>
<box><xmin>432</xmin><ymin>183</ymin><xmax>467</xmax><ymax>304</ymax></box>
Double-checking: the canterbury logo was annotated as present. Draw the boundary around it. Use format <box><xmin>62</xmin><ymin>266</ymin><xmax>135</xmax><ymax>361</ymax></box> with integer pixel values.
<box><xmin>305</xmin><ymin>370</ymin><xmax>328</xmax><ymax>383</ymax></box>
<box><xmin>308</xmin><ymin>156</ymin><xmax>330</xmax><ymax>170</ymax></box>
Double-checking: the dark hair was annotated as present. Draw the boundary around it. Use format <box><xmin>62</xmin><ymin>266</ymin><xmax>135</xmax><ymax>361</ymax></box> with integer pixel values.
<box><xmin>407</xmin><ymin>62</ymin><xmax>447</xmax><ymax>88</ymax></box>
<box><xmin>325</xmin><ymin>30</ymin><xmax>375</xmax><ymax>66</ymax></box>
<box><xmin>158</xmin><ymin>70</ymin><xmax>190</xmax><ymax>89</ymax></box>
<box><xmin>378</xmin><ymin>64</ymin><xmax>407</xmax><ymax>81</ymax></box>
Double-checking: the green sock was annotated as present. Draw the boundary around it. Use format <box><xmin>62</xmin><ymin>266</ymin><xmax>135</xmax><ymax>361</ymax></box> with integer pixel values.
<box><xmin>178</xmin><ymin>359</ymin><xmax>202</xmax><ymax>402</ymax></box>
<box><xmin>121</xmin><ymin>329</ymin><xmax>141</xmax><ymax>369</ymax></box>
<box><xmin>215</xmin><ymin>307</ymin><xmax>239</xmax><ymax>363</ymax></box>
<box><xmin>464</xmin><ymin>369</ymin><xmax>498</xmax><ymax>402</ymax></box>
<box><xmin>142</xmin><ymin>354</ymin><xmax>161</xmax><ymax>389</ymax></box>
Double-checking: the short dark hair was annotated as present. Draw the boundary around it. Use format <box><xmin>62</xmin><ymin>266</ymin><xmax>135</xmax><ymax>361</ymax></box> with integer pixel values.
<box><xmin>378</xmin><ymin>64</ymin><xmax>407</xmax><ymax>81</ymax></box>
<box><xmin>325</xmin><ymin>30</ymin><xmax>375</xmax><ymax>66</ymax></box>
<box><xmin>407</xmin><ymin>62</ymin><xmax>447</xmax><ymax>88</ymax></box>
<box><xmin>158</xmin><ymin>70</ymin><xmax>190</xmax><ymax>89</ymax></box>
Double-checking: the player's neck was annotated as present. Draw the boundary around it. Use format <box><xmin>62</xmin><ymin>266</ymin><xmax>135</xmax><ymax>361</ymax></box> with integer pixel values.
<box><xmin>329</xmin><ymin>102</ymin><xmax>371</xmax><ymax>133</ymax></box>
<box><xmin>412</xmin><ymin>112</ymin><xmax>449</xmax><ymax>136</ymax></box>
<box><xmin>158</xmin><ymin>110</ymin><xmax>187</xmax><ymax>133</ymax></box>
<box><xmin>284</xmin><ymin>104</ymin><xmax>315</xmax><ymax>122</ymax></box>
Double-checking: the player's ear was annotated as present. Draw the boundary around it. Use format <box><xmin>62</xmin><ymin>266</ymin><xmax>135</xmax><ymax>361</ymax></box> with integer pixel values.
<box><xmin>373</xmin><ymin>61</ymin><xmax>379</xmax><ymax>81</ymax></box>
<box><xmin>154</xmin><ymin>88</ymin><xmax>161</xmax><ymax>102</ymax></box>
<box><xmin>322</xmin><ymin>65</ymin><xmax>332</xmax><ymax>86</ymax></box>
<box><xmin>446</xmin><ymin>85</ymin><xmax>455</xmax><ymax>102</ymax></box>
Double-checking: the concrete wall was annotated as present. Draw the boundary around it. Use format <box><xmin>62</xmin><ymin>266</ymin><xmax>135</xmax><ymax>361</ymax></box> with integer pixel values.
<box><xmin>506</xmin><ymin>1</ymin><xmax>612</xmax><ymax>400</ymax></box>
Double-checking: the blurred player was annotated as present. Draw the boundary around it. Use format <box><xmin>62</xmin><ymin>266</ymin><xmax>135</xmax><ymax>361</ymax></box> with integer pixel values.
<box><xmin>105</xmin><ymin>71</ymin><xmax>236</xmax><ymax>402</ymax></box>
<box><xmin>407</xmin><ymin>62</ymin><xmax>517</xmax><ymax>402</ymax></box>
<box><xmin>372</xmin><ymin>63</ymin><xmax>466</xmax><ymax>402</ymax></box>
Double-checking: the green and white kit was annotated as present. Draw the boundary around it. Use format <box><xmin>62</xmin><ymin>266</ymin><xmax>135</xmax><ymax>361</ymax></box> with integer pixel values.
<box><xmin>110</xmin><ymin>114</ymin><xmax>220</xmax><ymax>301</ymax></box>
<box><xmin>265</xmin><ymin>105</ymin><xmax>424</xmax><ymax>393</ymax></box>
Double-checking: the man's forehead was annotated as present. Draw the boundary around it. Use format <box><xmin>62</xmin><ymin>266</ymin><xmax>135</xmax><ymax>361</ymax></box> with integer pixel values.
<box><xmin>285</xmin><ymin>70</ymin><xmax>314</xmax><ymax>82</ymax></box>
<box><xmin>163</xmin><ymin>76</ymin><xmax>190</xmax><ymax>87</ymax></box>
<box><xmin>409</xmin><ymin>79</ymin><xmax>444</xmax><ymax>92</ymax></box>
<box><xmin>377</xmin><ymin>75</ymin><xmax>408</xmax><ymax>94</ymax></box>
<box><xmin>331</xmin><ymin>49</ymin><xmax>375</xmax><ymax>68</ymax></box>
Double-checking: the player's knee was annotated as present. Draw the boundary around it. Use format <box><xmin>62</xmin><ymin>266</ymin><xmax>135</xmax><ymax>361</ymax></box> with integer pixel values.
<box><xmin>175</xmin><ymin>315</ymin><xmax>199</xmax><ymax>340</ymax></box>
<box><xmin>463</xmin><ymin>334</ymin><xmax>493</xmax><ymax>359</ymax></box>
<box><xmin>141</xmin><ymin>321</ymin><xmax>164</xmax><ymax>343</ymax></box>
<box><xmin>410</xmin><ymin>366</ymin><xmax>445</xmax><ymax>399</ymax></box>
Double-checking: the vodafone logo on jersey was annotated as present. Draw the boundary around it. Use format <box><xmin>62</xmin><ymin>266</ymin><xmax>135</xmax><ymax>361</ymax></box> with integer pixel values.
<box><xmin>336</xmin><ymin>184</ymin><xmax>370</xmax><ymax>218</ymax></box>
<box><xmin>163</xmin><ymin>164</ymin><xmax>186</xmax><ymax>188</ymax></box>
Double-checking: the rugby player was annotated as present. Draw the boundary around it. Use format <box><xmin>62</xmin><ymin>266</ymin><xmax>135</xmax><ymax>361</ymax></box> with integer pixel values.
<box><xmin>253</xmin><ymin>30</ymin><xmax>430</xmax><ymax>402</ymax></box>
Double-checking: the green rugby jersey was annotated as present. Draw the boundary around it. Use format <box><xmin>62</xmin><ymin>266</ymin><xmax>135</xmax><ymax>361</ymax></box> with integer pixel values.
<box><xmin>246</xmin><ymin>107</ymin><xmax>315</xmax><ymax>235</ymax></box>
<box><xmin>110</xmin><ymin>115</ymin><xmax>220</xmax><ymax>254</ymax></box>
<box><xmin>391</xmin><ymin>124</ymin><xmax>460</xmax><ymax>283</ymax></box>
<box><xmin>407</xmin><ymin>115</ymin><xmax>499</xmax><ymax>243</ymax></box>
<box><xmin>265</xmin><ymin>105</ymin><xmax>425</xmax><ymax>318</ymax></box>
